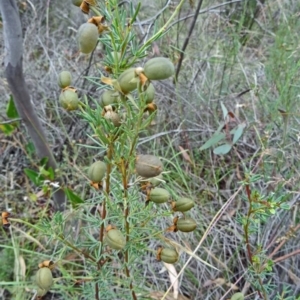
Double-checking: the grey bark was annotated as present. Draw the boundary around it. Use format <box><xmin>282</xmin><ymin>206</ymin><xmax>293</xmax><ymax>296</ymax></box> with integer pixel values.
<box><xmin>0</xmin><ymin>0</ymin><xmax>65</xmax><ymax>211</ymax></box>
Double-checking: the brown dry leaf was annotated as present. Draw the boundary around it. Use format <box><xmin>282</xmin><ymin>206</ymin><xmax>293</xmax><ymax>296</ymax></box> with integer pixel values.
<box><xmin>221</xmin><ymin>209</ymin><xmax>236</xmax><ymax>220</ymax></box>
<box><xmin>204</xmin><ymin>277</ymin><xmax>227</xmax><ymax>288</ymax></box>
<box><xmin>88</xmin><ymin>16</ymin><xmax>109</xmax><ymax>34</ymax></box>
<box><xmin>228</xmin><ymin>111</ymin><xmax>235</xmax><ymax>119</ymax></box>
<box><xmin>214</xmin><ymin>277</ymin><xmax>226</xmax><ymax>286</ymax></box>
<box><xmin>35</xmin><ymin>189</ymin><xmax>45</xmax><ymax>198</ymax></box>
<box><xmin>139</xmin><ymin>72</ymin><xmax>148</xmax><ymax>87</ymax></box>
<box><xmin>85</xmin><ymin>0</ymin><xmax>96</xmax><ymax>5</ymax></box>
<box><xmin>145</xmin><ymin>103</ymin><xmax>157</xmax><ymax>114</ymax></box>
<box><xmin>88</xmin><ymin>16</ymin><xmax>105</xmax><ymax>25</ymax></box>
<box><xmin>62</xmin><ymin>86</ymin><xmax>77</xmax><ymax>93</ymax></box>
<box><xmin>203</xmin><ymin>279</ymin><xmax>214</xmax><ymax>287</ymax></box>
<box><xmin>152</xmin><ymin>42</ymin><xmax>160</xmax><ymax>56</ymax></box>
<box><xmin>226</xmin><ymin>282</ymin><xmax>239</xmax><ymax>290</ymax></box>
<box><xmin>101</xmin><ymin>76</ymin><xmax>113</xmax><ymax>86</ymax></box>
<box><xmin>178</xmin><ymin>146</ymin><xmax>193</xmax><ymax>166</ymax></box>
<box><xmin>80</xmin><ymin>1</ymin><xmax>89</xmax><ymax>14</ymax></box>
<box><xmin>165</xmin><ymin>225</ymin><xmax>176</xmax><ymax>232</ymax></box>
<box><xmin>98</xmin><ymin>24</ymin><xmax>109</xmax><ymax>34</ymax></box>
<box><xmin>149</xmin><ymin>291</ymin><xmax>190</xmax><ymax>300</ymax></box>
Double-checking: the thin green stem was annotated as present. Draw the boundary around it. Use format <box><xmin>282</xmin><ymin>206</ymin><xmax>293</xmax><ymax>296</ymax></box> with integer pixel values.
<box><xmin>244</xmin><ymin>184</ymin><xmax>268</xmax><ymax>299</ymax></box>
<box><xmin>137</xmin><ymin>0</ymin><xmax>187</xmax><ymax>55</ymax></box>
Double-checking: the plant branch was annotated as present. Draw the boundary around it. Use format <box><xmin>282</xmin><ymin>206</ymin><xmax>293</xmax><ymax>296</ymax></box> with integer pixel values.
<box><xmin>174</xmin><ymin>0</ymin><xmax>204</xmax><ymax>82</ymax></box>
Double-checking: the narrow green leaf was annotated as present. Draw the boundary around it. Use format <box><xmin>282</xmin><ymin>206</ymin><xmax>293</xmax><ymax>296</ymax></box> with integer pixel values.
<box><xmin>39</xmin><ymin>157</ymin><xmax>49</xmax><ymax>166</ymax></box>
<box><xmin>126</xmin><ymin>93</ymin><xmax>139</xmax><ymax>109</ymax></box>
<box><xmin>25</xmin><ymin>142</ymin><xmax>35</xmax><ymax>156</ymax></box>
<box><xmin>130</xmin><ymin>2</ymin><xmax>141</xmax><ymax>24</ymax></box>
<box><xmin>0</xmin><ymin>124</ymin><xmax>16</xmax><ymax>135</ymax></box>
<box><xmin>64</xmin><ymin>188</ymin><xmax>84</xmax><ymax>208</ymax></box>
<box><xmin>200</xmin><ymin>133</ymin><xmax>226</xmax><ymax>150</ymax></box>
<box><xmin>24</xmin><ymin>168</ymin><xmax>42</xmax><ymax>186</ymax></box>
<box><xmin>280</xmin><ymin>203</ymin><xmax>290</xmax><ymax>210</ymax></box>
<box><xmin>39</xmin><ymin>166</ymin><xmax>51</xmax><ymax>178</ymax></box>
<box><xmin>95</xmin><ymin>127</ymin><xmax>109</xmax><ymax>144</ymax></box>
<box><xmin>231</xmin><ymin>123</ymin><xmax>246</xmax><ymax>144</ymax></box>
<box><xmin>47</xmin><ymin>167</ymin><xmax>55</xmax><ymax>181</ymax></box>
<box><xmin>215</xmin><ymin>122</ymin><xmax>225</xmax><ymax>134</ymax></box>
<box><xmin>6</xmin><ymin>95</ymin><xmax>19</xmax><ymax>119</ymax></box>
<box><xmin>213</xmin><ymin>143</ymin><xmax>232</xmax><ymax>155</ymax></box>
<box><xmin>220</xmin><ymin>102</ymin><xmax>228</xmax><ymax>119</ymax></box>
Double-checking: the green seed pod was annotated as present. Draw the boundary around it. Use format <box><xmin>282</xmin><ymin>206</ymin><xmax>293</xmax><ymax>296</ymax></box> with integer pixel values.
<box><xmin>104</xmin><ymin>229</ymin><xmax>126</xmax><ymax>250</ymax></box>
<box><xmin>176</xmin><ymin>217</ymin><xmax>197</xmax><ymax>232</ymax></box>
<box><xmin>172</xmin><ymin>198</ymin><xmax>195</xmax><ymax>212</ymax></box>
<box><xmin>160</xmin><ymin>248</ymin><xmax>179</xmax><ymax>264</ymax></box>
<box><xmin>104</xmin><ymin>111</ymin><xmax>121</xmax><ymax>127</ymax></box>
<box><xmin>136</xmin><ymin>155</ymin><xmax>163</xmax><ymax>178</ymax></box>
<box><xmin>88</xmin><ymin>161</ymin><xmax>106</xmax><ymax>183</ymax></box>
<box><xmin>143</xmin><ymin>57</ymin><xmax>175</xmax><ymax>80</ymax></box>
<box><xmin>35</xmin><ymin>267</ymin><xmax>53</xmax><ymax>291</ymax></box>
<box><xmin>149</xmin><ymin>187</ymin><xmax>170</xmax><ymax>204</ymax></box>
<box><xmin>144</xmin><ymin>83</ymin><xmax>155</xmax><ymax>103</ymax></box>
<box><xmin>231</xmin><ymin>292</ymin><xmax>244</xmax><ymax>300</ymax></box>
<box><xmin>59</xmin><ymin>90</ymin><xmax>79</xmax><ymax>111</ymax></box>
<box><xmin>77</xmin><ymin>23</ymin><xmax>99</xmax><ymax>54</ymax></box>
<box><xmin>117</xmin><ymin>68</ymin><xmax>138</xmax><ymax>94</ymax></box>
<box><xmin>72</xmin><ymin>0</ymin><xmax>82</xmax><ymax>6</ymax></box>
<box><xmin>37</xmin><ymin>288</ymin><xmax>48</xmax><ymax>297</ymax></box>
<box><xmin>100</xmin><ymin>90</ymin><xmax>119</xmax><ymax>108</ymax></box>
<box><xmin>58</xmin><ymin>71</ymin><xmax>72</xmax><ymax>88</ymax></box>
<box><xmin>147</xmin><ymin>174</ymin><xmax>164</xmax><ymax>187</ymax></box>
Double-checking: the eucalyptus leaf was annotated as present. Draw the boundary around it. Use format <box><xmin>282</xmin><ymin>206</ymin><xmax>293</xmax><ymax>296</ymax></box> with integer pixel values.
<box><xmin>220</xmin><ymin>101</ymin><xmax>228</xmax><ymax>119</ymax></box>
<box><xmin>231</xmin><ymin>123</ymin><xmax>246</xmax><ymax>144</ymax></box>
<box><xmin>200</xmin><ymin>132</ymin><xmax>226</xmax><ymax>150</ymax></box>
<box><xmin>213</xmin><ymin>143</ymin><xmax>232</xmax><ymax>155</ymax></box>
